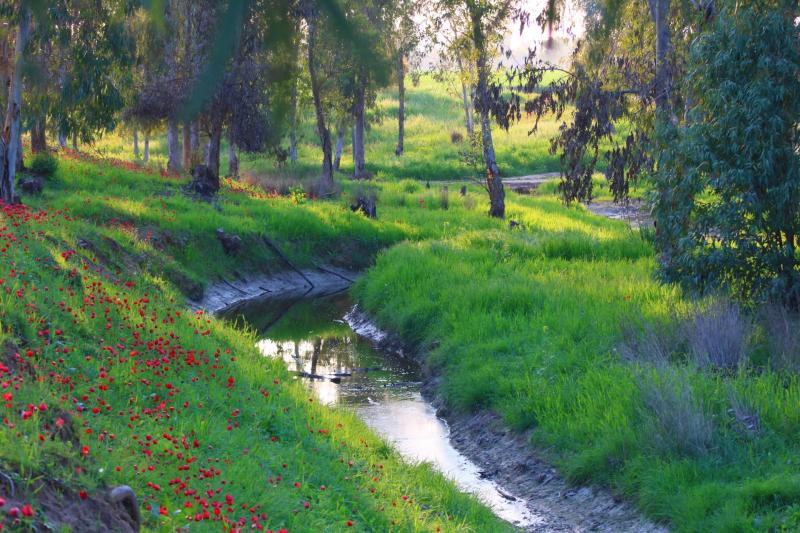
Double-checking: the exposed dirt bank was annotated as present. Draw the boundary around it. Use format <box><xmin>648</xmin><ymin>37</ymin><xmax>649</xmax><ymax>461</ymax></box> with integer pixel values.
<box><xmin>191</xmin><ymin>266</ymin><xmax>359</xmax><ymax>315</ymax></box>
<box><xmin>345</xmin><ymin>306</ymin><xmax>668</xmax><ymax>533</ymax></box>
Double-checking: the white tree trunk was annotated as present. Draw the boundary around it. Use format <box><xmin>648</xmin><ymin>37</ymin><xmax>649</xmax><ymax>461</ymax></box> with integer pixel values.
<box><xmin>143</xmin><ymin>132</ymin><xmax>150</xmax><ymax>162</ymax></box>
<box><xmin>1</xmin><ymin>6</ymin><xmax>30</xmax><ymax>204</ymax></box>
<box><xmin>133</xmin><ymin>129</ymin><xmax>140</xmax><ymax>159</ymax></box>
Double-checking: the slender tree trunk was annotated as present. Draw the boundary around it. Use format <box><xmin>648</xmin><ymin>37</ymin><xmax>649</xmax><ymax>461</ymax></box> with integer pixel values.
<box><xmin>72</xmin><ymin>133</ymin><xmax>77</xmax><ymax>151</ymax></box>
<box><xmin>182</xmin><ymin>122</ymin><xmax>191</xmax><ymax>168</ymax></box>
<box><xmin>133</xmin><ymin>129</ymin><xmax>140</xmax><ymax>159</ymax></box>
<box><xmin>333</xmin><ymin>126</ymin><xmax>344</xmax><ymax>171</ymax></box>
<box><xmin>30</xmin><ymin>117</ymin><xmax>47</xmax><ymax>153</ymax></box>
<box><xmin>458</xmin><ymin>57</ymin><xmax>475</xmax><ymax>135</ymax></box>
<box><xmin>395</xmin><ymin>53</ymin><xmax>405</xmax><ymax>156</ymax></box>
<box><xmin>289</xmin><ymin>25</ymin><xmax>300</xmax><ymax>164</ymax></box>
<box><xmin>289</xmin><ymin>75</ymin><xmax>299</xmax><ymax>163</ymax></box>
<box><xmin>307</xmin><ymin>18</ymin><xmax>333</xmax><ymax>189</ymax></box>
<box><xmin>227</xmin><ymin>129</ymin><xmax>238</xmax><ymax>178</ymax></box>
<box><xmin>143</xmin><ymin>132</ymin><xmax>150</xmax><ymax>162</ymax></box>
<box><xmin>190</xmin><ymin>120</ymin><xmax>199</xmax><ymax>164</ymax></box>
<box><xmin>206</xmin><ymin>113</ymin><xmax>223</xmax><ymax>191</ymax></box>
<box><xmin>1</xmin><ymin>6</ymin><xmax>30</xmax><ymax>204</ymax></box>
<box><xmin>648</xmin><ymin>0</ymin><xmax>672</xmax><ymax>118</ymax></box>
<box><xmin>167</xmin><ymin>120</ymin><xmax>181</xmax><ymax>173</ymax></box>
<box><xmin>58</xmin><ymin>131</ymin><xmax>66</xmax><ymax>149</ymax></box>
<box><xmin>352</xmin><ymin>71</ymin><xmax>368</xmax><ymax>179</ymax></box>
<box><xmin>469</xmin><ymin>4</ymin><xmax>504</xmax><ymax>218</ymax></box>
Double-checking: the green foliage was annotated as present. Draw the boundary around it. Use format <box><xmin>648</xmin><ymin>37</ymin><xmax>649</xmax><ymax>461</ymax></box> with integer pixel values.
<box><xmin>28</xmin><ymin>152</ymin><xmax>58</xmax><ymax>176</ymax></box>
<box><xmin>654</xmin><ymin>6</ymin><xmax>800</xmax><ymax>306</ymax></box>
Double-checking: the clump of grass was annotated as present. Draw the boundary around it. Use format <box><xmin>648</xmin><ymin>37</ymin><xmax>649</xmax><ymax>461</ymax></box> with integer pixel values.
<box><xmin>685</xmin><ymin>301</ymin><xmax>752</xmax><ymax>371</ymax></box>
<box><xmin>450</xmin><ymin>131</ymin><xmax>464</xmax><ymax>144</ymax></box>
<box><xmin>636</xmin><ymin>367</ymin><xmax>715</xmax><ymax>456</ymax></box>
<box><xmin>727</xmin><ymin>387</ymin><xmax>761</xmax><ymax>437</ymax></box>
<box><xmin>440</xmin><ymin>185</ymin><xmax>449</xmax><ymax>210</ymax></box>
<box><xmin>618</xmin><ymin>317</ymin><xmax>674</xmax><ymax>366</ymax></box>
<box><xmin>760</xmin><ymin>304</ymin><xmax>800</xmax><ymax>373</ymax></box>
<box><xmin>28</xmin><ymin>152</ymin><xmax>58</xmax><ymax>177</ymax></box>
<box><xmin>240</xmin><ymin>170</ymin><xmax>338</xmax><ymax>198</ymax></box>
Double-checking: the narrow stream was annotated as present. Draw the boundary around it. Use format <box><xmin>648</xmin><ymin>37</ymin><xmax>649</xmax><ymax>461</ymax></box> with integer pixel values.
<box><xmin>224</xmin><ymin>294</ymin><xmax>540</xmax><ymax>530</ymax></box>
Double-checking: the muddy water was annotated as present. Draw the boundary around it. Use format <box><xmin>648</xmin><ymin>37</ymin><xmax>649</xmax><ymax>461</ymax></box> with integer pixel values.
<box><xmin>224</xmin><ymin>294</ymin><xmax>541</xmax><ymax>530</ymax></box>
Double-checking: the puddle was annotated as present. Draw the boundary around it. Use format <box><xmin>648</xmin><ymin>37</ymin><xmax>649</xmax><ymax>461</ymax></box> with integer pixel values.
<box><xmin>224</xmin><ymin>294</ymin><xmax>541</xmax><ymax>529</ymax></box>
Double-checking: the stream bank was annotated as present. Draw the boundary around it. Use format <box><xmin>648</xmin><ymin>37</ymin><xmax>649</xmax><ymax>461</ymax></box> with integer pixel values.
<box><xmin>202</xmin><ymin>275</ymin><xmax>666</xmax><ymax>532</ymax></box>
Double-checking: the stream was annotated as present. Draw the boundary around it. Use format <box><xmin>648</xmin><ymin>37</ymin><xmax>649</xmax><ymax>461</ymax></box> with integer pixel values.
<box><xmin>223</xmin><ymin>293</ymin><xmax>541</xmax><ymax>530</ymax></box>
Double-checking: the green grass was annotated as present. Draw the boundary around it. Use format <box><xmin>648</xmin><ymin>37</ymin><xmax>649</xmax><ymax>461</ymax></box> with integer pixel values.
<box><xmin>0</xmin><ymin>156</ymin><xmax>515</xmax><ymax>531</ymax></box>
<box><xmin>353</xmin><ymin>192</ymin><xmax>800</xmax><ymax>531</ymax></box>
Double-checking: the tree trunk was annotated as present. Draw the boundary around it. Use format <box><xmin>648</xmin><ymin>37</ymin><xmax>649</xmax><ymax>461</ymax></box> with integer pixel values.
<box><xmin>58</xmin><ymin>131</ymin><xmax>66</xmax><ymax>149</ymax></box>
<box><xmin>289</xmin><ymin>74</ymin><xmax>298</xmax><ymax>163</ymax></box>
<box><xmin>227</xmin><ymin>129</ymin><xmax>238</xmax><ymax>178</ymax></box>
<box><xmin>133</xmin><ymin>129</ymin><xmax>140</xmax><ymax>159</ymax></box>
<box><xmin>1</xmin><ymin>6</ymin><xmax>30</xmax><ymax>204</ymax></box>
<box><xmin>143</xmin><ymin>132</ymin><xmax>150</xmax><ymax>162</ymax></box>
<box><xmin>167</xmin><ymin>120</ymin><xmax>181</xmax><ymax>173</ymax></box>
<box><xmin>469</xmin><ymin>4</ymin><xmax>504</xmax><ymax>218</ymax></box>
<box><xmin>182</xmin><ymin>122</ymin><xmax>191</xmax><ymax>168</ymax></box>
<box><xmin>395</xmin><ymin>53</ymin><xmax>405</xmax><ymax>156</ymax></box>
<box><xmin>72</xmin><ymin>133</ymin><xmax>77</xmax><ymax>151</ymax></box>
<box><xmin>648</xmin><ymin>0</ymin><xmax>672</xmax><ymax>119</ymax></box>
<box><xmin>456</xmin><ymin>55</ymin><xmax>475</xmax><ymax>135</ymax></box>
<box><xmin>206</xmin><ymin>113</ymin><xmax>223</xmax><ymax>190</ymax></box>
<box><xmin>333</xmin><ymin>126</ymin><xmax>344</xmax><ymax>171</ymax></box>
<box><xmin>352</xmin><ymin>71</ymin><xmax>368</xmax><ymax>179</ymax></box>
<box><xmin>190</xmin><ymin>120</ymin><xmax>199</xmax><ymax>164</ymax></box>
<box><xmin>307</xmin><ymin>18</ymin><xmax>333</xmax><ymax>189</ymax></box>
<box><xmin>30</xmin><ymin>117</ymin><xmax>47</xmax><ymax>154</ymax></box>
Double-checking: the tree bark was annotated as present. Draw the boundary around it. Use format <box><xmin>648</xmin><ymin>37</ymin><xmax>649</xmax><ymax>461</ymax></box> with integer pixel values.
<box><xmin>182</xmin><ymin>122</ymin><xmax>191</xmax><ymax>168</ymax></box>
<box><xmin>227</xmin><ymin>129</ymin><xmax>238</xmax><ymax>178</ymax></box>
<box><xmin>58</xmin><ymin>131</ymin><xmax>66</xmax><ymax>149</ymax></box>
<box><xmin>352</xmin><ymin>70</ymin><xmax>368</xmax><ymax>179</ymax></box>
<box><xmin>206</xmin><ymin>113</ymin><xmax>223</xmax><ymax>190</ymax></box>
<box><xmin>306</xmin><ymin>18</ymin><xmax>334</xmax><ymax>189</ymax></box>
<box><xmin>289</xmin><ymin>74</ymin><xmax>299</xmax><ymax>163</ymax></box>
<box><xmin>395</xmin><ymin>53</ymin><xmax>405</xmax><ymax>156</ymax></box>
<box><xmin>133</xmin><ymin>129</ymin><xmax>140</xmax><ymax>159</ymax></box>
<box><xmin>648</xmin><ymin>0</ymin><xmax>672</xmax><ymax>118</ymax></box>
<box><xmin>190</xmin><ymin>120</ymin><xmax>199</xmax><ymax>164</ymax></box>
<box><xmin>30</xmin><ymin>117</ymin><xmax>47</xmax><ymax>154</ymax></box>
<box><xmin>143</xmin><ymin>132</ymin><xmax>150</xmax><ymax>162</ymax></box>
<box><xmin>333</xmin><ymin>125</ymin><xmax>344</xmax><ymax>171</ymax></box>
<box><xmin>469</xmin><ymin>2</ymin><xmax>504</xmax><ymax>218</ymax></box>
<box><xmin>1</xmin><ymin>6</ymin><xmax>30</xmax><ymax>204</ymax></box>
<box><xmin>167</xmin><ymin>120</ymin><xmax>181</xmax><ymax>173</ymax></box>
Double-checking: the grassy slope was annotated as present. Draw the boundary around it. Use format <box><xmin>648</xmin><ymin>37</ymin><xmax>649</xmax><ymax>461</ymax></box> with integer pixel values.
<box><xmin>354</xmin><ymin>190</ymin><xmax>800</xmax><ymax>531</ymax></box>
<box><xmin>0</xmin><ymin>160</ymin><xmax>514</xmax><ymax>532</ymax></box>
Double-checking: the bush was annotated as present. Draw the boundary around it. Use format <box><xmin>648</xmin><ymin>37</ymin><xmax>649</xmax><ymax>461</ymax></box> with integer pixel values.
<box><xmin>450</xmin><ymin>131</ymin><xmax>464</xmax><ymax>144</ymax></box>
<box><xmin>637</xmin><ymin>367</ymin><xmax>714</xmax><ymax>456</ymax></box>
<box><xmin>761</xmin><ymin>305</ymin><xmax>800</xmax><ymax>374</ymax></box>
<box><xmin>29</xmin><ymin>152</ymin><xmax>58</xmax><ymax>177</ymax></box>
<box><xmin>684</xmin><ymin>301</ymin><xmax>751</xmax><ymax>371</ymax></box>
<box><xmin>653</xmin><ymin>7</ymin><xmax>800</xmax><ymax>306</ymax></box>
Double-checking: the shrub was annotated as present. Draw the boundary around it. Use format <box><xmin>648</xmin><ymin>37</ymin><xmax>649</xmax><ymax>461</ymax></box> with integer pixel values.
<box><xmin>653</xmin><ymin>7</ymin><xmax>800</xmax><ymax>306</ymax></box>
<box><xmin>29</xmin><ymin>152</ymin><xmax>58</xmax><ymax>177</ymax></box>
<box><xmin>761</xmin><ymin>305</ymin><xmax>800</xmax><ymax>374</ymax></box>
<box><xmin>684</xmin><ymin>301</ymin><xmax>751</xmax><ymax>371</ymax></box>
<box><xmin>618</xmin><ymin>318</ymin><xmax>673</xmax><ymax>366</ymax></box>
<box><xmin>450</xmin><ymin>131</ymin><xmax>464</xmax><ymax>144</ymax></box>
<box><xmin>637</xmin><ymin>367</ymin><xmax>714</xmax><ymax>456</ymax></box>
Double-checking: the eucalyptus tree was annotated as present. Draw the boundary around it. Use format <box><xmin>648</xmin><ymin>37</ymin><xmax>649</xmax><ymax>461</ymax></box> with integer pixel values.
<box><xmin>436</xmin><ymin>0</ymin><xmax>517</xmax><ymax>218</ymax></box>
<box><xmin>391</xmin><ymin>0</ymin><xmax>426</xmax><ymax>156</ymax></box>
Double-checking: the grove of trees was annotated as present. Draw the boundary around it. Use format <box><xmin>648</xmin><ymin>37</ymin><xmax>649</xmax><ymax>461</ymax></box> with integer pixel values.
<box><xmin>0</xmin><ymin>0</ymin><xmax>798</xmax><ymax>306</ymax></box>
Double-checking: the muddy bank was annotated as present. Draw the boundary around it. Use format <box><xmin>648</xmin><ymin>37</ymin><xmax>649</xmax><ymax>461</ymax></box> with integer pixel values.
<box><xmin>585</xmin><ymin>200</ymin><xmax>651</xmax><ymax>229</ymax></box>
<box><xmin>345</xmin><ymin>306</ymin><xmax>667</xmax><ymax>533</ymax></box>
<box><xmin>191</xmin><ymin>266</ymin><xmax>359</xmax><ymax>315</ymax></box>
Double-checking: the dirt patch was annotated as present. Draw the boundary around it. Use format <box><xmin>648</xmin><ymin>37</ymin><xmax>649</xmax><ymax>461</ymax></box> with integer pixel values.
<box><xmin>345</xmin><ymin>307</ymin><xmax>667</xmax><ymax>533</ymax></box>
<box><xmin>586</xmin><ymin>200</ymin><xmax>652</xmax><ymax>229</ymax></box>
<box><xmin>0</xmin><ymin>473</ymin><xmax>139</xmax><ymax>532</ymax></box>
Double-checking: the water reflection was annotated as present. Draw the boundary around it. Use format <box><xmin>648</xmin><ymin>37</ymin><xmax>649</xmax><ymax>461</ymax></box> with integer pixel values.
<box><xmin>226</xmin><ymin>295</ymin><xmax>540</xmax><ymax>529</ymax></box>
